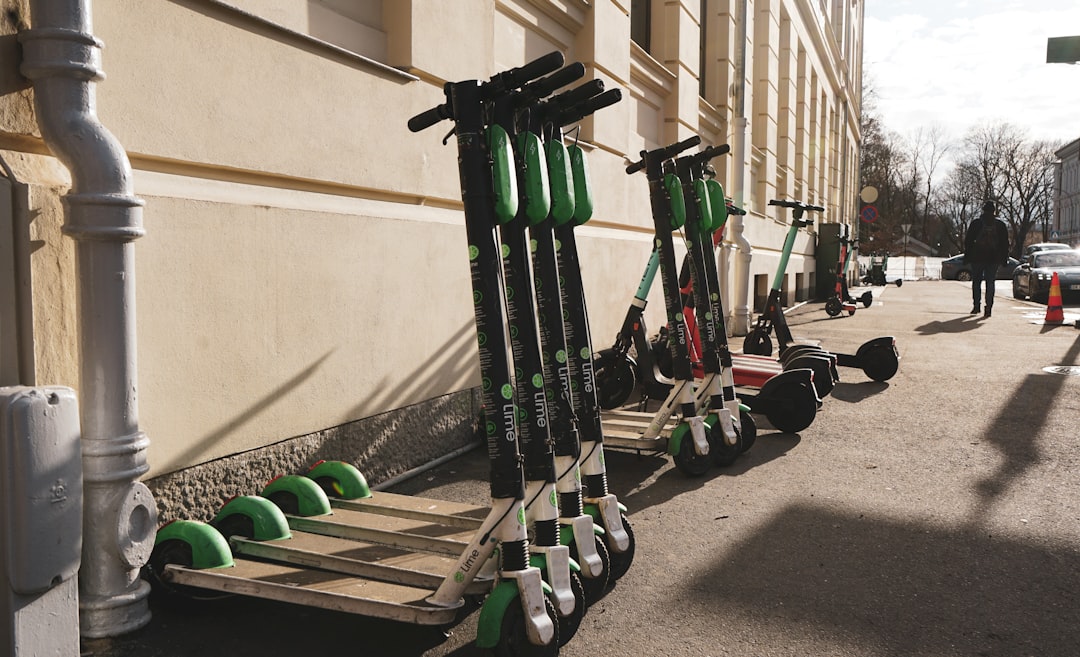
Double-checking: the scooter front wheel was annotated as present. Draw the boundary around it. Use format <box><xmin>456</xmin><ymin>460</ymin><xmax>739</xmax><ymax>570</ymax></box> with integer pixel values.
<box><xmin>859</xmin><ymin>291</ymin><xmax>874</xmax><ymax>307</ymax></box>
<box><xmin>570</xmin><ymin>535</ymin><xmax>610</xmax><ymax>605</ymax></box>
<box><xmin>594</xmin><ymin>349</ymin><xmax>637</xmax><ymax>410</ymax></box>
<box><xmin>605</xmin><ymin>514</ymin><xmax>635</xmax><ymax>581</ymax></box>
<box><xmin>738</xmin><ymin>409</ymin><xmax>757</xmax><ymax>452</ymax></box>
<box><xmin>705</xmin><ymin>414</ymin><xmax>741</xmax><ymax>467</ymax></box>
<box><xmin>825</xmin><ymin>297</ymin><xmax>844</xmax><ymax>317</ymax></box>
<box><xmin>493</xmin><ymin>594</ymin><xmax>560</xmax><ymax>657</ymax></box>
<box><xmin>672</xmin><ymin>424</ymin><xmax>712</xmax><ymax>477</ymax></box>
<box><xmin>742</xmin><ymin>328</ymin><xmax>773</xmax><ymax>356</ymax></box>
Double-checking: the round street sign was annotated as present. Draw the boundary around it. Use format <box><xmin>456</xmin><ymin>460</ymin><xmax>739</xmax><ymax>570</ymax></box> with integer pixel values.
<box><xmin>860</xmin><ymin>186</ymin><xmax>879</xmax><ymax>203</ymax></box>
<box><xmin>860</xmin><ymin>205</ymin><xmax>878</xmax><ymax>223</ymax></box>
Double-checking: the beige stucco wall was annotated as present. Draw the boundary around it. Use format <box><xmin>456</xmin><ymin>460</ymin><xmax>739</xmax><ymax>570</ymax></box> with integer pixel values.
<box><xmin>0</xmin><ymin>0</ymin><xmax>862</xmax><ymax>486</ymax></box>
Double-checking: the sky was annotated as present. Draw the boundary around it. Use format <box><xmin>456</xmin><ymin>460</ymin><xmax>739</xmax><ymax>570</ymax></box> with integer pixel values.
<box><xmin>863</xmin><ymin>0</ymin><xmax>1080</xmax><ymax>146</ymax></box>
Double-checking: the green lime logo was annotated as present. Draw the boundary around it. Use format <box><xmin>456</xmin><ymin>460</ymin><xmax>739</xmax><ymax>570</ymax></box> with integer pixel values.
<box><xmin>454</xmin><ymin>571</ymin><xmax>465</xmax><ymax>583</ymax></box>
<box><xmin>600</xmin><ymin>452</ymin><xmax>605</xmax><ymax>466</ymax></box>
<box><xmin>580</xmin><ymin>347</ymin><xmax>591</xmax><ymax>360</ymax></box>
<box><xmin>556</xmin><ymin>350</ymin><xmax>567</xmax><ymax>364</ymax></box>
<box><xmin>517</xmin><ymin>507</ymin><xmax>526</xmax><ymax>526</ymax></box>
<box><xmin>469</xmin><ymin>245</ymin><xmax>479</xmax><ymax>261</ymax></box>
<box><xmin>515</xmin><ymin>367</ymin><xmax>524</xmax><ymax>381</ymax></box>
<box><xmin>711</xmin><ymin>292</ymin><xmax>719</xmax><ymax>301</ymax></box>
<box><xmin>517</xmin><ymin>407</ymin><xmax>527</xmax><ymax>422</ymax></box>
<box><xmin>501</xmin><ymin>384</ymin><xmax>513</xmax><ymax>400</ymax></box>
<box><xmin>655</xmin><ymin>238</ymin><xmax>662</xmax><ymax>247</ymax></box>
<box><xmin>555</xmin><ymin>239</ymin><xmax>562</xmax><ymax>250</ymax></box>
<box><xmin>510</xmin><ymin>325</ymin><xmax>519</xmax><ymax>339</ymax></box>
<box><xmin>505</xmin><ymin>285</ymin><xmax>514</xmax><ymax>301</ymax></box>
<box><xmin>549</xmin><ymin>490</ymin><xmax>557</xmax><ymax>508</ymax></box>
<box><xmin>530</xmin><ymin>239</ymin><xmax>538</xmax><ymax>253</ymax></box>
<box><xmin>575</xmin><ymin>468</ymin><xmax>581</xmax><ymax>482</ymax></box>
<box><xmin>486</xmin><ymin>421</ymin><xmax>496</xmax><ymax>435</ymax></box>
<box><xmin>501</xmin><ymin>244</ymin><xmax>511</xmax><ymax>259</ymax></box>
<box><xmin>482</xmin><ymin>377</ymin><xmax>492</xmax><ymax>391</ymax></box>
<box><xmin>473</xmin><ymin>290</ymin><xmax>482</xmax><ymax>305</ymax></box>
<box><xmin>705</xmin><ymin>311</ymin><xmax>713</xmax><ymax>321</ymax></box>
<box><xmin>532</xmin><ymin>373</ymin><xmax>543</xmax><ymax>388</ymax></box>
<box><xmin>675</xmin><ymin>312</ymin><xmax>684</xmax><ymax>322</ymax></box>
<box><xmin>477</xmin><ymin>332</ymin><xmax>487</xmax><ymax>347</ymax></box>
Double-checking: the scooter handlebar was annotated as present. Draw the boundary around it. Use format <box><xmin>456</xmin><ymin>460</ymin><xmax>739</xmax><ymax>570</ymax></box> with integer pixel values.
<box><xmin>768</xmin><ymin>199</ymin><xmax>825</xmax><ymax>212</ymax></box>
<box><xmin>408</xmin><ymin>103</ymin><xmax>452</xmax><ymax>133</ymax></box>
<box><xmin>625</xmin><ymin>135</ymin><xmax>702</xmax><ymax>174</ymax></box>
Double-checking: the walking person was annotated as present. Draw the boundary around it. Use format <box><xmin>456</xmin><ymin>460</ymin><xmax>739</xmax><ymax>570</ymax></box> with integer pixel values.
<box><xmin>963</xmin><ymin>200</ymin><xmax>1010</xmax><ymax>318</ymax></box>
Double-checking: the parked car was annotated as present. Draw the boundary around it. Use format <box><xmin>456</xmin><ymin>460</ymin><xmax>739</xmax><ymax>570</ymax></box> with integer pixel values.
<box><xmin>940</xmin><ymin>254</ymin><xmax>1020</xmax><ymax>281</ymax></box>
<box><xmin>1012</xmin><ymin>249</ymin><xmax>1080</xmax><ymax>303</ymax></box>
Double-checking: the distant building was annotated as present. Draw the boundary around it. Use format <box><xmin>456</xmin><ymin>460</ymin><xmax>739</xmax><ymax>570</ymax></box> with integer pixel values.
<box><xmin>1053</xmin><ymin>137</ymin><xmax>1080</xmax><ymax>245</ymax></box>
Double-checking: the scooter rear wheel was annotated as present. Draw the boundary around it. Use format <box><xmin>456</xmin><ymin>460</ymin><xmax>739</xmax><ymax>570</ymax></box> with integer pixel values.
<box><xmin>764</xmin><ymin>382</ymin><xmax>817</xmax><ymax>434</ymax></box>
<box><xmin>594</xmin><ymin>349</ymin><xmax>637</xmax><ymax>410</ymax></box>
<box><xmin>742</xmin><ymin>328</ymin><xmax>772</xmax><ymax>356</ymax></box>
<box><xmin>825</xmin><ymin>297</ymin><xmax>844</xmax><ymax>317</ymax></box>
<box><xmin>861</xmin><ymin>345</ymin><xmax>899</xmax><ymax>382</ymax></box>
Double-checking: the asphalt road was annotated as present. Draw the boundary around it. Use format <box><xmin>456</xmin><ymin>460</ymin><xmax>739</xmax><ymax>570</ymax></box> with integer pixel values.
<box><xmin>83</xmin><ymin>279</ymin><xmax>1080</xmax><ymax>657</ymax></box>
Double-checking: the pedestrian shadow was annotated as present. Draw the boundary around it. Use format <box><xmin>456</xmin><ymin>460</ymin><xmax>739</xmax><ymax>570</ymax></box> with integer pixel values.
<box><xmin>687</xmin><ymin>503</ymin><xmax>1080</xmax><ymax>656</ymax></box>
<box><xmin>915</xmin><ymin>315</ymin><xmax>984</xmax><ymax>334</ymax></box>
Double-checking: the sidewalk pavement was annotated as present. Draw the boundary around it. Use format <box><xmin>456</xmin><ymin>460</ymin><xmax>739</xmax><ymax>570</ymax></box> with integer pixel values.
<box><xmin>83</xmin><ymin>280</ymin><xmax>1080</xmax><ymax>657</ymax></box>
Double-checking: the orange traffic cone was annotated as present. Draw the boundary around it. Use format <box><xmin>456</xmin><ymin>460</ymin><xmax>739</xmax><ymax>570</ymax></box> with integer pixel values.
<box><xmin>1045</xmin><ymin>272</ymin><xmax>1064</xmax><ymax>324</ymax></box>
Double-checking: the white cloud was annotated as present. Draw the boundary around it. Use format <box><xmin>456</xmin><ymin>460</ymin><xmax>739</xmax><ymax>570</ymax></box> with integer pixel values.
<box><xmin>864</xmin><ymin>2</ymin><xmax>1080</xmax><ymax>145</ymax></box>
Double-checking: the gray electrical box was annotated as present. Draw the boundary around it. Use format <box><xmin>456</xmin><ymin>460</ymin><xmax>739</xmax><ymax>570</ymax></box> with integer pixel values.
<box><xmin>1</xmin><ymin>386</ymin><xmax>82</xmax><ymax>592</ymax></box>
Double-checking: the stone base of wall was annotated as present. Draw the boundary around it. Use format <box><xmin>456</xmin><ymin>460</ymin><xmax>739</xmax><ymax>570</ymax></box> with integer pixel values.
<box><xmin>146</xmin><ymin>388</ymin><xmax>482</xmax><ymax>523</ymax></box>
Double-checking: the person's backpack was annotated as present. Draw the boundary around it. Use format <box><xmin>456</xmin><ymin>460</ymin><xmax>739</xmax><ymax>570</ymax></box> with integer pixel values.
<box><xmin>973</xmin><ymin>219</ymin><xmax>1000</xmax><ymax>262</ymax></box>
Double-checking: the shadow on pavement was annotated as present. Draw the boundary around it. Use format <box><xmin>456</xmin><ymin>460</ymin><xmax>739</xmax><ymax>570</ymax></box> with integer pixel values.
<box><xmin>828</xmin><ymin>380</ymin><xmax>889</xmax><ymax>403</ymax></box>
<box><xmin>914</xmin><ymin>315</ymin><xmax>984</xmax><ymax>335</ymax></box>
<box><xmin>686</xmin><ymin>503</ymin><xmax>1080</xmax><ymax>656</ymax></box>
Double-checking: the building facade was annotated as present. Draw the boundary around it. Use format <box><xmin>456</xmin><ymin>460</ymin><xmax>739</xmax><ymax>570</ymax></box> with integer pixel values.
<box><xmin>1052</xmin><ymin>137</ymin><xmax>1080</xmax><ymax>245</ymax></box>
<box><xmin>1</xmin><ymin>0</ymin><xmax>863</xmax><ymax>512</ymax></box>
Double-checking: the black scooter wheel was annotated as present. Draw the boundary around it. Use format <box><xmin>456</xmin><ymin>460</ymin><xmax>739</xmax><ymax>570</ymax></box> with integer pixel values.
<box><xmin>861</xmin><ymin>345</ymin><xmax>899</xmax><ymax>382</ymax></box>
<box><xmin>494</xmin><ymin>594</ymin><xmax>560</xmax><ymax>657</ymax></box>
<box><xmin>570</xmin><ymin>535</ymin><xmax>611</xmax><ymax>605</ymax></box>
<box><xmin>706</xmin><ymin>415</ymin><xmax>742</xmax><ymax>468</ymax></box>
<box><xmin>764</xmin><ymin>382</ymin><xmax>817</xmax><ymax>433</ymax></box>
<box><xmin>605</xmin><ymin>514</ymin><xmax>635</xmax><ymax>581</ymax></box>
<box><xmin>742</xmin><ymin>328</ymin><xmax>772</xmax><ymax>356</ymax></box>
<box><xmin>825</xmin><ymin>297</ymin><xmax>844</xmax><ymax>317</ymax></box>
<box><xmin>859</xmin><ymin>291</ymin><xmax>874</xmax><ymax>307</ymax></box>
<box><xmin>594</xmin><ymin>349</ymin><xmax>637</xmax><ymax>410</ymax></box>
<box><xmin>738</xmin><ymin>409</ymin><xmax>757</xmax><ymax>452</ymax></box>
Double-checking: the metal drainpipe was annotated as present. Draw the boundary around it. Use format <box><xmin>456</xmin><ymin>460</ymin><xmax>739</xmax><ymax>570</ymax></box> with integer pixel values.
<box><xmin>729</xmin><ymin>0</ymin><xmax>753</xmax><ymax>335</ymax></box>
<box><xmin>18</xmin><ymin>0</ymin><xmax>157</xmax><ymax>638</ymax></box>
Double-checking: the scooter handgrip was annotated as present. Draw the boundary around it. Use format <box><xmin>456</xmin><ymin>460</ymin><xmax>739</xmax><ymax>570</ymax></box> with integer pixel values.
<box><xmin>408</xmin><ymin>104</ymin><xmax>450</xmax><ymax>132</ymax></box>
<box><xmin>557</xmin><ymin>89</ymin><xmax>622</xmax><ymax>127</ymax></box>
<box><xmin>661</xmin><ymin>135</ymin><xmax>702</xmax><ymax>160</ymax></box>
<box><xmin>807</xmin><ymin>204</ymin><xmax>825</xmax><ymax>212</ymax></box>
<box><xmin>768</xmin><ymin>199</ymin><xmax>797</xmax><ymax>208</ymax></box>
<box><xmin>550</xmin><ymin>79</ymin><xmax>606</xmax><ymax>112</ymax></box>
<box><xmin>701</xmin><ymin>143</ymin><xmax>731</xmax><ymax>159</ymax></box>
<box><xmin>626</xmin><ymin>154</ymin><xmax>646</xmax><ymax>174</ymax></box>
<box><xmin>527</xmin><ymin>62</ymin><xmax>586</xmax><ymax>98</ymax></box>
<box><xmin>503</xmin><ymin>51</ymin><xmax>565</xmax><ymax>88</ymax></box>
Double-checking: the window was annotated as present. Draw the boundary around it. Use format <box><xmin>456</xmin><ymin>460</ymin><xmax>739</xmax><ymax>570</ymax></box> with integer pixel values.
<box><xmin>225</xmin><ymin>0</ymin><xmax>388</xmax><ymax>63</ymax></box>
<box><xmin>631</xmin><ymin>0</ymin><xmax>651</xmax><ymax>52</ymax></box>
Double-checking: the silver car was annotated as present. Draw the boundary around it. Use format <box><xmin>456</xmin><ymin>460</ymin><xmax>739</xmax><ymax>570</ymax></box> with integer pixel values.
<box><xmin>940</xmin><ymin>255</ymin><xmax>1020</xmax><ymax>281</ymax></box>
